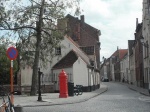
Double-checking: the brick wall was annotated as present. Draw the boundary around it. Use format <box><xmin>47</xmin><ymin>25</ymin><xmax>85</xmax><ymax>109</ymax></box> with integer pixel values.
<box><xmin>66</xmin><ymin>14</ymin><xmax>100</xmax><ymax>68</ymax></box>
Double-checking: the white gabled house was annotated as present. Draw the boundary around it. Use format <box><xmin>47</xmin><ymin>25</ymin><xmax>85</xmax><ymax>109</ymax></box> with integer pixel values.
<box><xmin>51</xmin><ymin>35</ymin><xmax>100</xmax><ymax>92</ymax></box>
<box><xmin>20</xmin><ymin>35</ymin><xmax>100</xmax><ymax>93</ymax></box>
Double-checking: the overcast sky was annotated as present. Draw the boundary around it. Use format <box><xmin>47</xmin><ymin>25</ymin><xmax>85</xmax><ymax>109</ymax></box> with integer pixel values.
<box><xmin>1</xmin><ymin>0</ymin><xmax>143</xmax><ymax>61</ymax></box>
<box><xmin>79</xmin><ymin>0</ymin><xmax>142</xmax><ymax>60</ymax></box>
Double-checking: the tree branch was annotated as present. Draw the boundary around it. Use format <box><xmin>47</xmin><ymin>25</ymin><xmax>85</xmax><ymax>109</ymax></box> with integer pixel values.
<box><xmin>0</xmin><ymin>25</ymin><xmax>36</xmax><ymax>31</ymax></box>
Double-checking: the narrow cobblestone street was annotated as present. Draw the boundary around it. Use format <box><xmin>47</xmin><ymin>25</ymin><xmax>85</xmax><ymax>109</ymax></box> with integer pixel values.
<box><xmin>21</xmin><ymin>82</ymin><xmax>150</xmax><ymax>112</ymax></box>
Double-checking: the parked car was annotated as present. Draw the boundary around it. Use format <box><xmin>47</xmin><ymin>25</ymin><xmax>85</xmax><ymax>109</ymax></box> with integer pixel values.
<box><xmin>101</xmin><ymin>76</ymin><xmax>109</xmax><ymax>82</ymax></box>
<box><xmin>104</xmin><ymin>78</ymin><xmax>109</xmax><ymax>82</ymax></box>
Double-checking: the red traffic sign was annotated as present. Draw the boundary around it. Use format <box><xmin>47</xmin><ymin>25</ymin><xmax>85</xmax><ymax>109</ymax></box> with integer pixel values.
<box><xmin>6</xmin><ymin>47</ymin><xmax>18</xmax><ymax>60</ymax></box>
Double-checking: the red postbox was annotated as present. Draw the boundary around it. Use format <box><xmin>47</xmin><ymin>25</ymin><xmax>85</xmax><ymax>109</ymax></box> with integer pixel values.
<box><xmin>59</xmin><ymin>69</ymin><xmax>68</xmax><ymax>98</ymax></box>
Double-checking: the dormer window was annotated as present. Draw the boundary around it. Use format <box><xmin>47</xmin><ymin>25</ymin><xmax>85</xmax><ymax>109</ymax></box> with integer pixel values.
<box><xmin>55</xmin><ymin>47</ymin><xmax>61</xmax><ymax>55</ymax></box>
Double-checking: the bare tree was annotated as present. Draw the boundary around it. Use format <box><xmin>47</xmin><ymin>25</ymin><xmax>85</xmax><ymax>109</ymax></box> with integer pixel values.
<box><xmin>0</xmin><ymin>0</ymin><xmax>81</xmax><ymax>95</ymax></box>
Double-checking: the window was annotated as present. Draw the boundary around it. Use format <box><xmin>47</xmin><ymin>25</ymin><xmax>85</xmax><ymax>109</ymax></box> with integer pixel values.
<box><xmin>80</xmin><ymin>46</ymin><xmax>94</xmax><ymax>55</ymax></box>
<box><xmin>52</xmin><ymin>73</ymin><xmax>55</xmax><ymax>82</ymax></box>
<box><xmin>148</xmin><ymin>0</ymin><xmax>150</xmax><ymax>13</ymax></box>
<box><xmin>149</xmin><ymin>68</ymin><xmax>150</xmax><ymax>82</ymax></box>
<box><xmin>55</xmin><ymin>47</ymin><xmax>61</xmax><ymax>55</ymax></box>
<box><xmin>146</xmin><ymin>41</ymin><xmax>149</xmax><ymax>57</ymax></box>
<box><xmin>144</xmin><ymin>68</ymin><xmax>149</xmax><ymax>83</ymax></box>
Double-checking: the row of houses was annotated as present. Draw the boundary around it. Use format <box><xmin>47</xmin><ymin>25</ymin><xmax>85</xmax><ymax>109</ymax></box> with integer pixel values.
<box><xmin>15</xmin><ymin>14</ymin><xmax>101</xmax><ymax>94</ymax></box>
<box><xmin>101</xmin><ymin>0</ymin><xmax>150</xmax><ymax>92</ymax></box>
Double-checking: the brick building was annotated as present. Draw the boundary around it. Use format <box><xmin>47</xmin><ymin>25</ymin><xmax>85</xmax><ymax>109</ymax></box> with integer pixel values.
<box><xmin>134</xmin><ymin>19</ymin><xmax>144</xmax><ymax>87</ymax></box>
<box><xmin>58</xmin><ymin>14</ymin><xmax>101</xmax><ymax>69</ymax></box>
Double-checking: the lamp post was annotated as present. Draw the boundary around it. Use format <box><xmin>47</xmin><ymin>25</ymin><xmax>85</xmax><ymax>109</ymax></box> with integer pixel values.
<box><xmin>140</xmin><ymin>37</ymin><xmax>150</xmax><ymax>94</ymax></box>
<box><xmin>37</xmin><ymin>68</ymin><xmax>42</xmax><ymax>101</ymax></box>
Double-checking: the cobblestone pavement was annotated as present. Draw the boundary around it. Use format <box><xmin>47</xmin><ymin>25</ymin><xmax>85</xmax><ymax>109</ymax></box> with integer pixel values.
<box><xmin>1</xmin><ymin>83</ymin><xmax>107</xmax><ymax>112</ymax></box>
<box><xmin>19</xmin><ymin>82</ymin><xmax>150</xmax><ymax>112</ymax></box>
<box><xmin>13</xmin><ymin>83</ymin><xmax>107</xmax><ymax>107</ymax></box>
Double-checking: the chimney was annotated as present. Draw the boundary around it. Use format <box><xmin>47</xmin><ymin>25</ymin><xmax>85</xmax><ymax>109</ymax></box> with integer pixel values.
<box><xmin>136</xmin><ymin>18</ymin><xmax>138</xmax><ymax>27</ymax></box>
<box><xmin>117</xmin><ymin>46</ymin><xmax>119</xmax><ymax>51</ymax></box>
<box><xmin>80</xmin><ymin>15</ymin><xmax>84</xmax><ymax>23</ymax></box>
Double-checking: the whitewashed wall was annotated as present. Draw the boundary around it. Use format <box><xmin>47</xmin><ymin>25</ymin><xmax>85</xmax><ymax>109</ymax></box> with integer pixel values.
<box><xmin>73</xmin><ymin>57</ymin><xmax>89</xmax><ymax>86</ymax></box>
<box><xmin>88</xmin><ymin>69</ymin><xmax>93</xmax><ymax>86</ymax></box>
<box><xmin>21</xmin><ymin>66</ymin><xmax>32</xmax><ymax>86</ymax></box>
<box><xmin>51</xmin><ymin>36</ymin><xmax>90</xmax><ymax>69</ymax></box>
<box><xmin>21</xmin><ymin>35</ymin><xmax>92</xmax><ymax>90</ymax></box>
<box><xmin>120</xmin><ymin>54</ymin><xmax>128</xmax><ymax>82</ymax></box>
<box><xmin>129</xmin><ymin>52</ymin><xmax>136</xmax><ymax>85</ymax></box>
<box><xmin>111</xmin><ymin>64</ymin><xmax>115</xmax><ymax>81</ymax></box>
<box><xmin>52</xmin><ymin>68</ymin><xmax>73</xmax><ymax>91</ymax></box>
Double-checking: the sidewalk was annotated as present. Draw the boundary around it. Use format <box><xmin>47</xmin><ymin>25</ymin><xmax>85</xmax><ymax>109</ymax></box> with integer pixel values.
<box><xmin>2</xmin><ymin>82</ymin><xmax>149</xmax><ymax>109</ymax></box>
<box><xmin>120</xmin><ymin>82</ymin><xmax>150</xmax><ymax>96</ymax></box>
<box><xmin>12</xmin><ymin>83</ymin><xmax>107</xmax><ymax>108</ymax></box>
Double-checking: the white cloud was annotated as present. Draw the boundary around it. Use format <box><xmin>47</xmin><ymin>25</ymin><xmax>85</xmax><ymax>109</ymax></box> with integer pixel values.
<box><xmin>81</xmin><ymin>0</ymin><xmax>112</xmax><ymax>18</ymax></box>
<box><xmin>80</xmin><ymin>0</ymin><xmax>142</xmax><ymax>60</ymax></box>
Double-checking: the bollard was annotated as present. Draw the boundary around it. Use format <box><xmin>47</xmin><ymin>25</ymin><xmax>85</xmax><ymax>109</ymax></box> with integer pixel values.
<box><xmin>59</xmin><ymin>69</ymin><xmax>68</xmax><ymax>98</ymax></box>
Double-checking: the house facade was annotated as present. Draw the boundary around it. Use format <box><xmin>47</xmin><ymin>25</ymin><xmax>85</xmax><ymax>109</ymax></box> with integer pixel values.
<box><xmin>142</xmin><ymin>0</ymin><xmax>150</xmax><ymax>89</ymax></box>
<box><xmin>19</xmin><ymin>14</ymin><xmax>101</xmax><ymax>94</ymax></box>
<box><xmin>100</xmin><ymin>58</ymin><xmax>110</xmax><ymax>81</ymax></box>
<box><xmin>51</xmin><ymin>36</ymin><xmax>100</xmax><ymax>92</ymax></box>
<box><xmin>128</xmin><ymin>40</ymin><xmax>136</xmax><ymax>85</ymax></box>
<box><xmin>120</xmin><ymin>53</ymin><xmax>128</xmax><ymax>83</ymax></box>
<box><xmin>109</xmin><ymin>56</ymin><xmax>115</xmax><ymax>81</ymax></box>
<box><xmin>101</xmin><ymin>48</ymin><xmax>128</xmax><ymax>82</ymax></box>
<box><xmin>109</xmin><ymin>48</ymin><xmax>128</xmax><ymax>82</ymax></box>
<box><xmin>134</xmin><ymin>19</ymin><xmax>144</xmax><ymax>87</ymax></box>
<box><xmin>60</xmin><ymin>14</ymin><xmax>101</xmax><ymax>69</ymax></box>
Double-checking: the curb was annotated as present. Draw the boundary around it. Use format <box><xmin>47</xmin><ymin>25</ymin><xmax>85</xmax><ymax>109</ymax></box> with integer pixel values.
<box><xmin>119</xmin><ymin>82</ymin><xmax>150</xmax><ymax>96</ymax></box>
<box><xmin>14</xmin><ymin>106</ymin><xmax>23</xmax><ymax>112</ymax></box>
<box><xmin>128</xmin><ymin>86</ymin><xmax>150</xmax><ymax>96</ymax></box>
<box><xmin>15</xmin><ymin>85</ymin><xmax>108</xmax><ymax>108</ymax></box>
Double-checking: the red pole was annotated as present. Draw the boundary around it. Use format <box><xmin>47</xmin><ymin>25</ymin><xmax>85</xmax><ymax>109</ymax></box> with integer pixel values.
<box><xmin>10</xmin><ymin>60</ymin><xmax>14</xmax><ymax>105</ymax></box>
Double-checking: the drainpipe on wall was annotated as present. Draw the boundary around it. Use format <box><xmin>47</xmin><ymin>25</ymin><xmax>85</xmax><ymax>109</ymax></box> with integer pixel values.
<box><xmin>148</xmin><ymin>80</ymin><xmax>150</xmax><ymax>95</ymax></box>
<box><xmin>88</xmin><ymin>68</ymin><xmax>90</xmax><ymax>91</ymax></box>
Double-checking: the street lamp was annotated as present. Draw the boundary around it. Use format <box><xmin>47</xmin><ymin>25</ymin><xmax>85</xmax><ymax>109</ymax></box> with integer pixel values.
<box><xmin>37</xmin><ymin>68</ymin><xmax>43</xmax><ymax>101</ymax></box>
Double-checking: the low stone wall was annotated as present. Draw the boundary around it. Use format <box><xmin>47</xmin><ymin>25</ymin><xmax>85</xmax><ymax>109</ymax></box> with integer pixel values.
<box><xmin>1</xmin><ymin>85</ymin><xmax>20</xmax><ymax>93</ymax></box>
<box><xmin>1</xmin><ymin>84</ymin><xmax>55</xmax><ymax>95</ymax></box>
<box><xmin>21</xmin><ymin>84</ymin><xmax>55</xmax><ymax>95</ymax></box>
<box><xmin>41</xmin><ymin>84</ymin><xmax>54</xmax><ymax>93</ymax></box>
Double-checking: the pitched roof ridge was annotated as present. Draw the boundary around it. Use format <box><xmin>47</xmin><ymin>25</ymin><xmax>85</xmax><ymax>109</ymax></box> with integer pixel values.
<box><xmin>110</xmin><ymin>49</ymin><xmax>128</xmax><ymax>57</ymax></box>
<box><xmin>52</xmin><ymin>50</ymin><xmax>78</xmax><ymax>69</ymax></box>
<box><xmin>66</xmin><ymin>14</ymin><xmax>99</xmax><ymax>32</ymax></box>
<box><xmin>65</xmin><ymin>35</ymin><xmax>90</xmax><ymax>60</ymax></box>
<box><xmin>83</xmin><ymin>21</ymin><xmax>99</xmax><ymax>31</ymax></box>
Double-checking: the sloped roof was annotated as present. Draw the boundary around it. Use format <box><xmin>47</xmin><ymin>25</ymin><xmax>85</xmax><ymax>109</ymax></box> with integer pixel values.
<box><xmin>111</xmin><ymin>49</ymin><xmax>128</xmax><ymax>60</ymax></box>
<box><xmin>66</xmin><ymin>36</ymin><xmax>91</xmax><ymax>65</ymax></box>
<box><xmin>52</xmin><ymin>50</ymin><xmax>78</xmax><ymax>69</ymax></box>
<box><xmin>66</xmin><ymin>14</ymin><xmax>100</xmax><ymax>39</ymax></box>
<box><xmin>66</xmin><ymin>14</ymin><xmax>99</xmax><ymax>31</ymax></box>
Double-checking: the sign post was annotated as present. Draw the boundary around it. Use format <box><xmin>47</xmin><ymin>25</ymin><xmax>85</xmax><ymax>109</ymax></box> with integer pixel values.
<box><xmin>6</xmin><ymin>47</ymin><xmax>18</xmax><ymax>105</ymax></box>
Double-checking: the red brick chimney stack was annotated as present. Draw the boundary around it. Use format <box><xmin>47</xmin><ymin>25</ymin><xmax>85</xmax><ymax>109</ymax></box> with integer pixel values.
<box><xmin>80</xmin><ymin>15</ymin><xmax>84</xmax><ymax>23</ymax></box>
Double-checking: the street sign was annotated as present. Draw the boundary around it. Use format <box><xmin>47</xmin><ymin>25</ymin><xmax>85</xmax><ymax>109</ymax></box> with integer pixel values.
<box><xmin>6</xmin><ymin>47</ymin><xmax>18</xmax><ymax>105</ymax></box>
<box><xmin>6</xmin><ymin>47</ymin><xmax>18</xmax><ymax>60</ymax></box>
